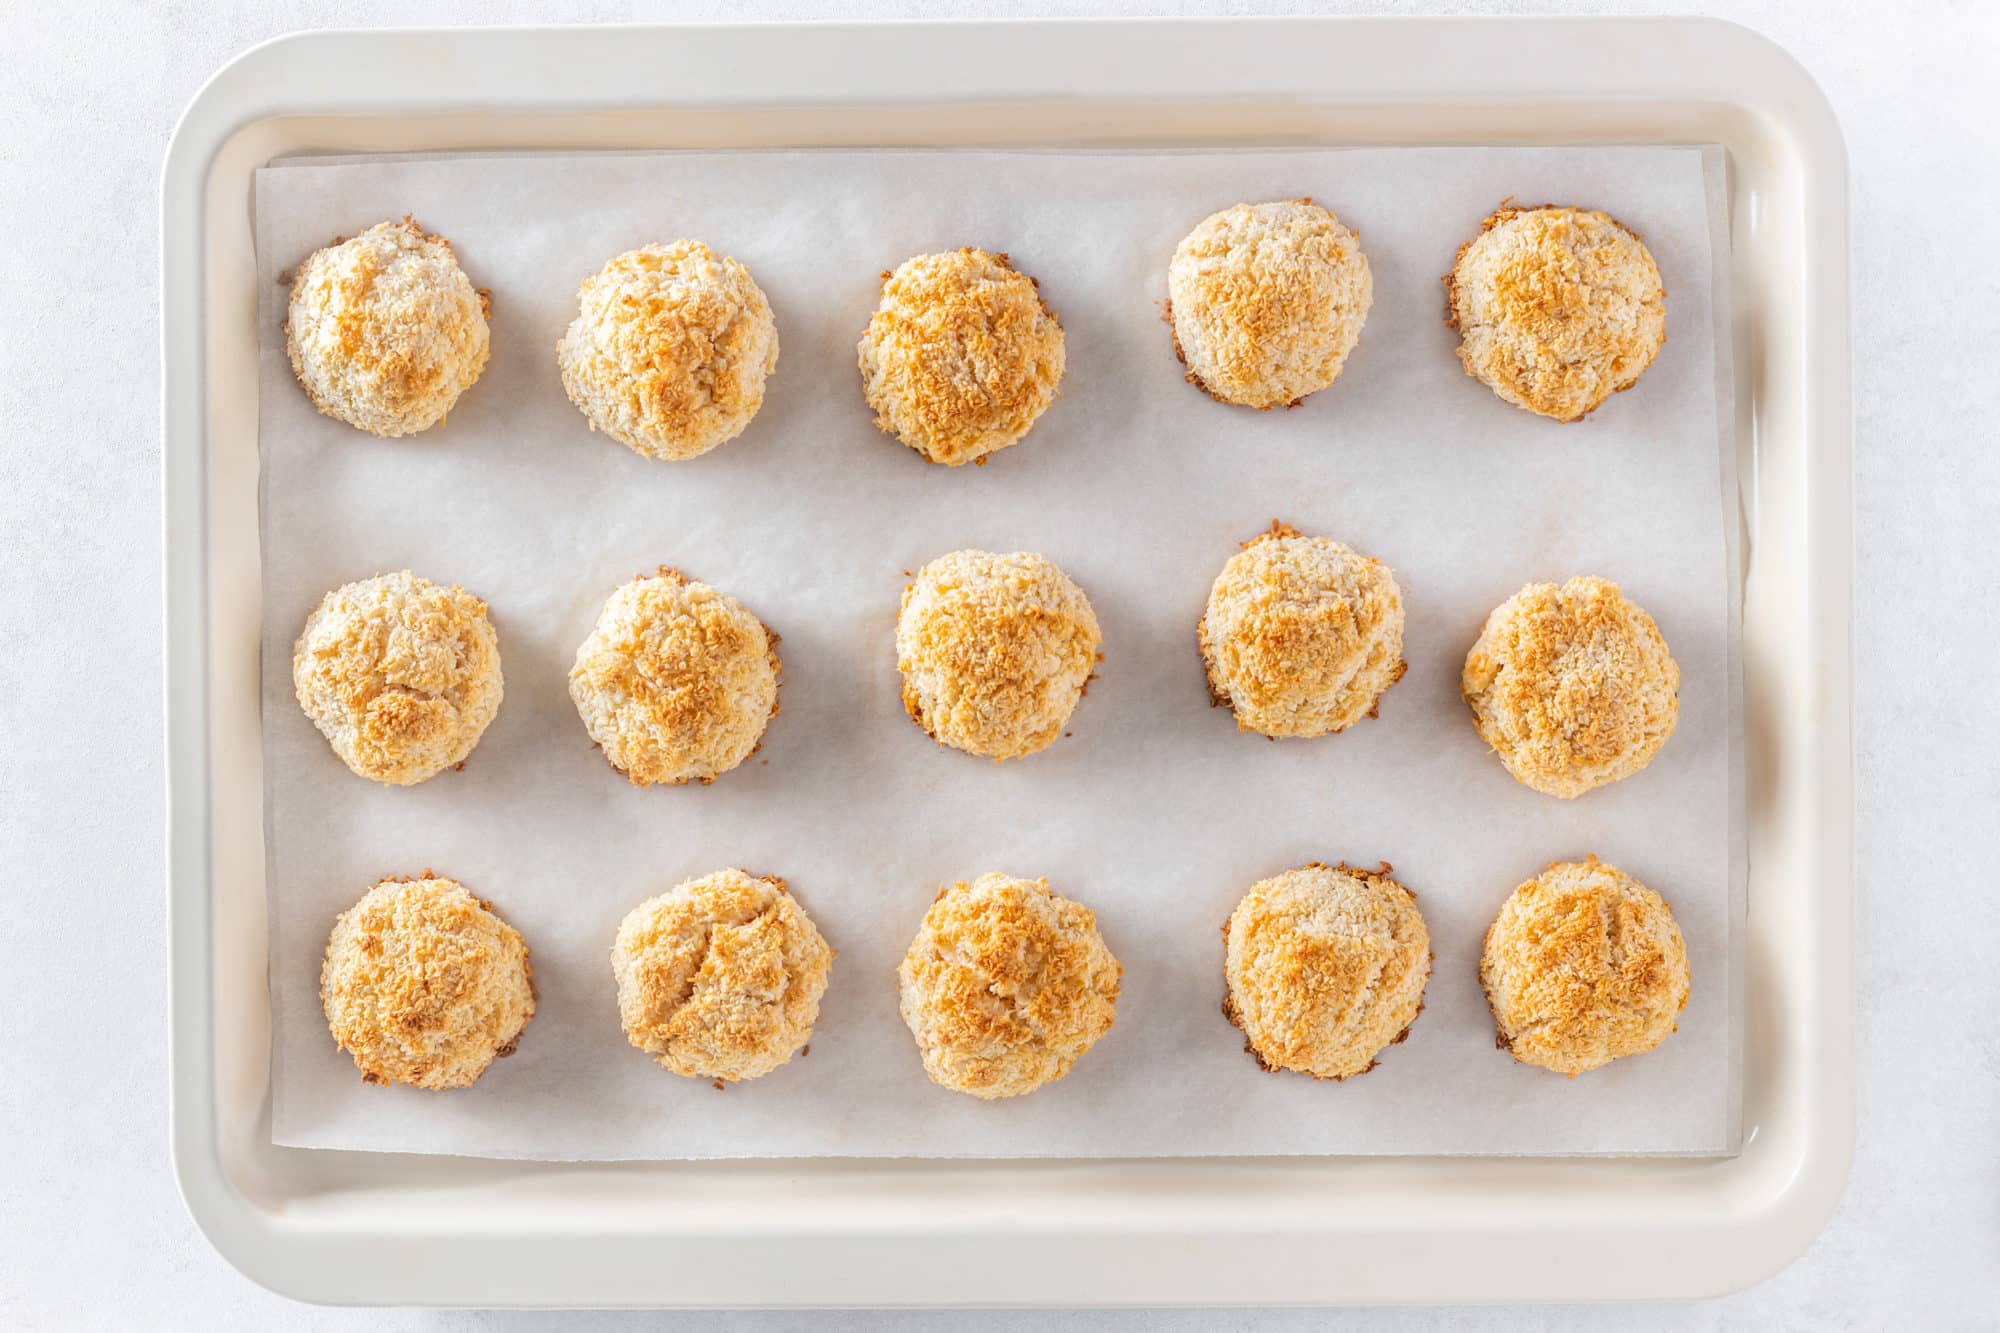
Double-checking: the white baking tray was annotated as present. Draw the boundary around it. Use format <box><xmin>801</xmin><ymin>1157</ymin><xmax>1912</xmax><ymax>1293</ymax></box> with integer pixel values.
<box><xmin>162</xmin><ymin>18</ymin><xmax>1853</xmax><ymax>1306</ymax></box>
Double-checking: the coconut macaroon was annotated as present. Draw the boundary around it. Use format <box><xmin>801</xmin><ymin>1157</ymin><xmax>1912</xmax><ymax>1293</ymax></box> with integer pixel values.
<box><xmin>321</xmin><ymin>875</ymin><xmax>535</xmax><ymax>1091</ymax></box>
<box><xmin>557</xmin><ymin>240</ymin><xmax>779</xmax><ymax>461</ymax></box>
<box><xmin>611</xmin><ymin>869</ymin><xmax>833</xmax><ymax>1084</ymax></box>
<box><xmin>896</xmin><ymin>549</ymin><xmax>1102</xmax><ymax>761</ymax></box>
<box><xmin>569</xmin><ymin>568</ymin><xmax>780</xmax><ymax>787</ymax></box>
<box><xmin>1481</xmin><ymin>857</ymin><xmax>1691</xmax><ymax>1076</ymax></box>
<box><xmin>1444</xmin><ymin>203</ymin><xmax>1666</xmax><ymax>422</ymax></box>
<box><xmin>292</xmin><ymin>571</ymin><xmax>503</xmax><ymax>786</ymax></box>
<box><xmin>858</xmin><ymin>248</ymin><xmax>1066</xmax><ymax>467</ymax></box>
<box><xmin>898</xmin><ymin>873</ymin><xmax>1121</xmax><ymax>1099</ymax></box>
<box><xmin>1462</xmin><ymin>576</ymin><xmax>1679</xmax><ymax>798</ymax></box>
<box><xmin>1167</xmin><ymin>198</ymin><xmax>1373</xmax><ymax>409</ymax></box>
<box><xmin>1199</xmin><ymin>522</ymin><xmax>1406</xmax><ymax>739</ymax></box>
<box><xmin>285</xmin><ymin>218</ymin><xmax>491</xmax><ymax>438</ymax></box>
<box><xmin>1223</xmin><ymin>862</ymin><xmax>1431</xmax><ymax>1081</ymax></box>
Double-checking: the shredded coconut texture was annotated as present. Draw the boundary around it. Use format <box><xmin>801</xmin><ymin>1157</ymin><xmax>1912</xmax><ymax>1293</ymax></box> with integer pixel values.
<box><xmin>1480</xmin><ymin>857</ymin><xmax>1690</xmax><ymax>1075</ymax></box>
<box><xmin>1168</xmin><ymin>199</ymin><xmax>1372</xmax><ymax>409</ymax></box>
<box><xmin>1461</xmin><ymin>576</ymin><xmax>1679</xmax><ymax>798</ymax></box>
<box><xmin>896</xmin><ymin>549</ymin><xmax>1101</xmax><ymax>761</ymax></box>
<box><xmin>898</xmin><ymin>873</ymin><xmax>1121</xmax><ymax>1099</ymax></box>
<box><xmin>611</xmin><ymin>869</ymin><xmax>833</xmax><ymax>1083</ymax></box>
<box><xmin>1199</xmin><ymin>522</ymin><xmax>1405</xmax><ymax>739</ymax></box>
<box><xmin>858</xmin><ymin>248</ymin><xmax>1066</xmax><ymax>466</ymax></box>
<box><xmin>570</xmin><ymin>569</ymin><xmax>781</xmax><ymax>787</ymax></box>
<box><xmin>1445</xmin><ymin>203</ymin><xmax>1665</xmax><ymax>421</ymax></box>
<box><xmin>285</xmin><ymin>217</ymin><xmax>491</xmax><ymax>438</ymax></box>
<box><xmin>1223</xmin><ymin>862</ymin><xmax>1431</xmax><ymax>1080</ymax></box>
<box><xmin>558</xmin><ymin>240</ymin><xmax>779</xmax><ymax>460</ymax></box>
<box><xmin>292</xmin><ymin>570</ymin><xmax>503</xmax><ymax>786</ymax></box>
<box><xmin>321</xmin><ymin>875</ymin><xmax>535</xmax><ymax>1091</ymax></box>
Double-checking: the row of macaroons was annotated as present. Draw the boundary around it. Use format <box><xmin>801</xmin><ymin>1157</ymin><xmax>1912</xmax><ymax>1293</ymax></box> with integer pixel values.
<box><xmin>293</xmin><ymin>530</ymin><xmax>1682</xmax><ymax>800</ymax></box>
<box><xmin>320</xmin><ymin>857</ymin><xmax>1692</xmax><ymax>1098</ymax></box>
<box><xmin>282</xmin><ymin>199</ymin><xmax>1667</xmax><ymax>460</ymax></box>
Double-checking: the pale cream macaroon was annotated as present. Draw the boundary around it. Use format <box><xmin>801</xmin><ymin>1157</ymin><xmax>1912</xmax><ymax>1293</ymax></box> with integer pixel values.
<box><xmin>1167</xmin><ymin>198</ymin><xmax>1373</xmax><ymax>409</ymax></box>
<box><xmin>1481</xmin><ymin>857</ymin><xmax>1691</xmax><ymax>1076</ymax></box>
<box><xmin>1444</xmin><ymin>203</ymin><xmax>1666</xmax><ymax>421</ymax></box>
<box><xmin>293</xmin><ymin>570</ymin><xmax>503</xmax><ymax>786</ymax></box>
<box><xmin>611</xmin><ymin>869</ymin><xmax>833</xmax><ymax>1084</ymax></box>
<box><xmin>858</xmin><ymin>248</ymin><xmax>1066</xmax><ymax>467</ymax></box>
<box><xmin>1199</xmin><ymin>522</ymin><xmax>1406</xmax><ymax>739</ymax></box>
<box><xmin>896</xmin><ymin>549</ymin><xmax>1102</xmax><ymax>761</ymax></box>
<box><xmin>1223</xmin><ymin>862</ymin><xmax>1431</xmax><ymax>1080</ymax></box>
<box><xmin>570</xmin><ymin>568</ymin><xmax>780</xmax><ymax>787</ymax></box>
<box><xmin>557</xmin><ymin>240</ymin><xmax>779</xmax><ymax>461</ymax></box>
<box><xmin>1462</xmin><ymin>576</ymin><xmax>1679</xmax><ymax>799</ymax></box>
<box><xmin>286</xmin><ymin>217</ymin><xmax>491</xmax><ymax>438</ymax></box>
<box><xmin>321</xmin><ymin>874</ymin><xmax>535</xmax><ymax>1091</ymax></box>
<box><xmin>898</xmin><ymin>873</ymin><xmax>1122</xmax><ymax>1099</ymax></box>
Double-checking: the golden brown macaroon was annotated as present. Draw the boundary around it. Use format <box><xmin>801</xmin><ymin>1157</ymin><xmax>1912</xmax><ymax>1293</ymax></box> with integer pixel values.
<box><xmin>292</xmin><ymin>570</ymin><xmax>504</xmax><ymax>786</ymax></box>
<box><xmin>610</xmin><ymin>869</ymin><xmax>833</xmax><ymax>1083</ymax></box>
<box><xmin>1223</xmin><ymin>862</ymin><xmax>1431</xmax><ymax>1080</ymax></box>
<box><xmin>1444</xmin><ymin>203</ymin><xmax>1666</xmax><ymax>421</ymax></box>
<box><xmin>898</xmin><ymin>873</ymin><xmax>1122</xmax><ymax>1099</ymax></box>
<box><xmin>569</xmin><ymin>568</ymin><xmax>781</xmax><ymax>787</ymax></box>
<box><xmin>1167</xmin><ymin>199</ymin><xmax>1373</xmax><ymax>409</ymax></box>
<box><xmin>285</xmin><ymin>217</ymin><xmax>491</xmax><ymax>437</ymax></box>
<box><xmin>1199</xmin><ymin>522</ymin><xmax>1405</xmax><ymax>739</ymax></box>
<box><xmin>558</xmin><ymin>240</ymin><xmax>779</xmax><ymax>460</ymax></box>
<box><xmin>321</xmin><ymin>874</ymin><xmax>535</xmax><ymax>1090</ymax></box>
<box><xmin>1481</xmin><ymin>857</ymin><xmax>1691</xmax><ymax>1075</ymax></box>
<box><xmin>896</xmin><ymin>549</ymin><xmax>1101</xmax><ymax>761</ymax></box>
<box><xmin>1462</xmin><ymin>576</ymin><xmax>1679</xmax><ymax>798</ymax></box>
<box><xmin>858</xmin><ymin>248</ymin><xmax>1066</xmax><ymax>467</ymax></box>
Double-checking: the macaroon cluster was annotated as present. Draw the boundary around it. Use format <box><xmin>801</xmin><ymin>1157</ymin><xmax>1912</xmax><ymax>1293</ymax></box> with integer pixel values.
<box><xmin>292</xmin><ymin>570</ymin><xmax>504</xmax><ymax>786</ymax></box>
<box><xmin>285</xmin><ymin>217</ymin><xmax>492</xmax><ymax>437</ymax></box>
<box><xmin>898</xmin><ymin>873</ymin><xmax>1122</xmax><ymax>1099</ymax></box>
<box><xmin>858</xmin><ymin>248</ymin><xmax>1066</xmax><ymax>466</ymax></box>
<box><xmin>611</xmin><ymin>868</ymin><xmax>833</xmax><ymax>1084</ymax></box>
<box><xmin>289</xmin><ymin>188</ymin><xmax>1707</xmax><ymax>1117</ymax></box>
<box><xmin>570</xmin><ymin>568</ymin><xmax>781</xmax><ymax>786</ymax></box>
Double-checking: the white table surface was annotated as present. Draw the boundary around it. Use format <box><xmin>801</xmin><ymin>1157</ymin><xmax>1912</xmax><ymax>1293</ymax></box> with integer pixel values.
<box><xmin>3</xmin><ymin>0</ymin><xmax>1995</xmax><ymax>1327</ymax></box>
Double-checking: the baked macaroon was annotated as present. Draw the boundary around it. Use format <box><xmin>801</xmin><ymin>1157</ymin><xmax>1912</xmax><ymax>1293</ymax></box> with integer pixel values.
<box><xmin>1167</xmin><ymin>198</ymin><xmax>1373</xmax><ymax>409</ymax></box>
<box><xmin>285</xmin><ymin>218</ymin><xmax>491</xmax><ymax>438</ymax></box>
<box><xmin>1444</xmin><ymin>203</ymin><xmax>1666</xmax><ymax>421</ymax></box>
<box><xmin>293</xmin><ymin>570</ymin><xmax>503</xmax><ymax>786</ymax></box>
<box><xmin>1462</xmin><ymin>576</ymin><xmax>1679</xmax><ymax>798</ymax></box>
<box><xmin>569</xmin><ymin>568</ymin><xmax>780</xmax><ymax>787</ymax></box>
<box><xmin>611</xmin><ymin>869</ymin><xmax>833</xmax><ymax>1084</ymax></box>
<box><xmin>858</xmin><ymin>248</ymin><xmax>1066</xmax><ymax>467</ymax></box>
<box><xmin>1481</xmin><ymin>857</ymin><xmax>1691</xmax><ymax>1075</ymax></box>
<box><xmin>557</xmin><ymin>240</ymin><xmax>779</xmax><ymax>460</ymax></box>
<box><xmin>1199</xmin><ymin>522</ymin><xmax>1406</xmax><ymax>739</ymax></box>
<box><xmin>321</xmin><ymin>874</ymin><xmax>535</xmax><ymax>1090</ymax></box>
<box><xmin>896</xmin><ymin>549</ymin><xmax>1101</xmax><ymax>761</ymax></box>
<box><xmin>898</xmin><ymin>873</ymin><xmax>1121</xmax><ymax>1099</ymax></box>
<box><xmin>1223</xmin><ymin>862</ymin><xmax>1431</xmax><ymax>1080</ymax></box>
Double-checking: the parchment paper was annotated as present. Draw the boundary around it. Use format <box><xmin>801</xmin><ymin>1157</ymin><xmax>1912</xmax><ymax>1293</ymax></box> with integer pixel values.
<box><xmin>256</xmin><ymin>147</ymin><xmax>1740</xmax><ymax>1159</ymax></box>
